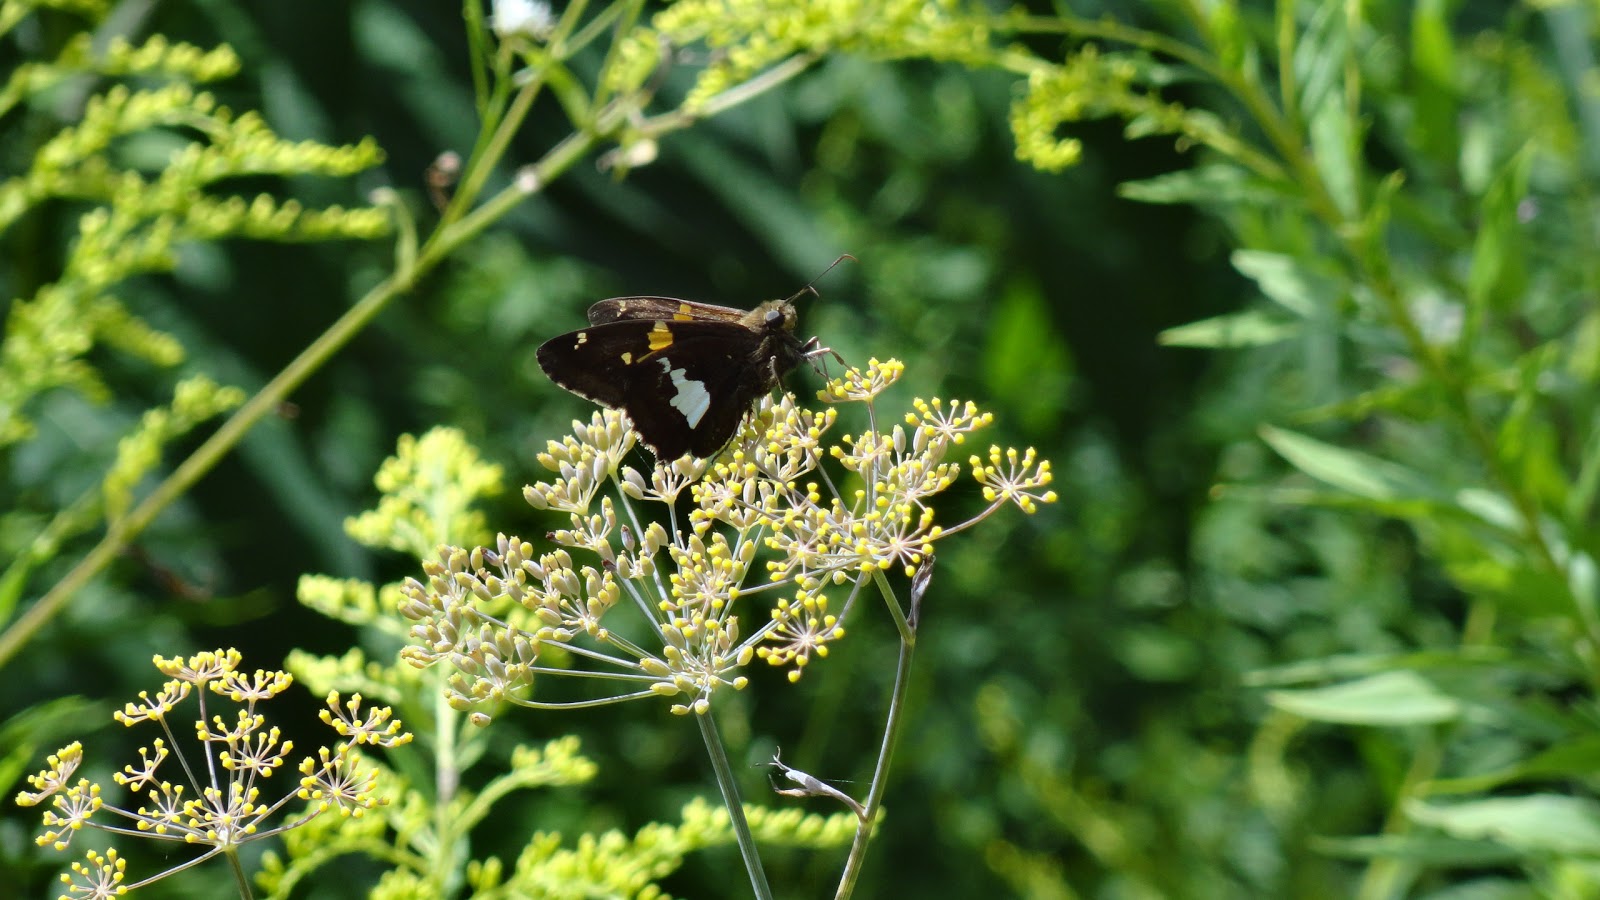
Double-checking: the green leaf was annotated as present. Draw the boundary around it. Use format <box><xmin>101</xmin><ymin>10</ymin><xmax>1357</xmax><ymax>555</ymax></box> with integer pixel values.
<box><xmin>1231</xmin><ymin>250</ymin><xmax>1340</xmax><ymax>317</ymax></box>
<box><xmin>1158</xmin><ymin>309</ymin><xmax>1297</xmax><ymax>347</ymax></box>
<box><xmin>1260</xmin><ymin>425</ymin><xmax>1444</xmax><ymax>502</ymax></box>
<box><xmin>1429</xmin><ymin>735</ymin><xmax>1600</xmax><ymax>795</ymax></box>
<box><xmin>1296</xmin><ymin>0</ymin><xmax>1358</xmax><ymax>217</ymax></box>
<box><xmin>1308</xmin><ymin>94</ymin><xmax>1359</xmax><ymax>219</ymax></box>
<box><xmin>1313</xmin><ymin>833</ymin><xmax>1520</xmax><ymax>867</ymax></box>
<box><xmin>1466</xmin><ymin>145</ymin><xmax>1533</xmax><ymax>318</ymax></box>
<box><xmin>1266</xmin><ymin>671</ymin><xmax>1461</xmax><ymax>725</ymax></box>
<box><xmin>1496</xmin><ymin>346</ymin><xmax>1569</xmax><ymax>513</ymax></box>
<box><xmin>1407</xmin><ymin>795</ymin><xmax>1600</xmax><ymax>855</ymax></box>
<box><xmin>1203</xmin><ymin>0</ymin><xmax>1245</xmax><ymax>71</ymax></box>
<box><xmin>1243</xmin><ymin>647</ymin><xmax>1517</xmax><ymax>688</ymax></box>
<box><xmin>1293</xmin><ymin>0</ymin><xmax>1346</xmax><ymax>121</ymax></box>
<box><xmin>1119</xmin><ymin>166</ymin><xmax>1284</xmax><ymax>206</ymax></box>
<box><xmin>1409</xmin><ymin>0</ymin><xmax>1461</xmax><ymax>169</ymax></box>
<box><xmin>1411</xmin><ymin>880</ymin><xmax>1553</xmax><ymax>900</ymax></box>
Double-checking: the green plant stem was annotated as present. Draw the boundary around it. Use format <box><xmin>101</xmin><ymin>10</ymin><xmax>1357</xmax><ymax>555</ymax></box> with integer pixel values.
<box><xmin>877</xmin><ymin>570</ymin><xmax>913</xmax><ymax>645</ymax></box>
<box><xmin>696</xmin><ymin>709</ymin><xmax>774</xmax><ymax>900</ymax></box>
<box><xmin>431</xmin><ymin>689</ymin><xmax>461</xmax><ymax>892</ymax></box>
<box><xmin>462</xmin><ymin>0</ymin><xmax>492</xmax><ymax>114</ymax></box>
<box><xmin>1354</xmin><ymin>729</ymin><xmax>1445</xmax><ymax>900</ymax></box>
<box><xmin>0</xmin><ymin>194</ymin><xmax>511</xmax><ymax>669</ymax></box>
<box><xmin>224</xmin><ymin>846</ymin><xmax>254</xmax><ymax>900</ymax></box>
<box><xmin>586</xmin><ymin>0</ymin><xmax>643</xmax><ymax>113</ymax></box>
<box><xmin>1352</xmin><ymin>595</ymin><xmax>1498</xmax><ymax>898</ymax></box>
<box><xmin>441</xmin><ymin>60</ymin><xmax>549</xmax><ymax>230</ymax></box>
<box><xmin>834</xmin><ymin>571</ymin><xmax>916</xmax><ymax>900</ymax></box>
<box><xmin>635</xmin><ymin>52</ymin><xmax>818</xmax><ymax>137</ymax></box>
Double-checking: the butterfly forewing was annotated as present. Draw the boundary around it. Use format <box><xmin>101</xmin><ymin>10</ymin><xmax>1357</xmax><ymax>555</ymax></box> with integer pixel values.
<box><xmin>586</xmin><ymin>296</ymin><xmax>755</xmax><ymax>326</ymax></box>
<box><xmin>536</xmin><ymin>299</ymin><xmax>809</xmax><ymax>460</ymax></box>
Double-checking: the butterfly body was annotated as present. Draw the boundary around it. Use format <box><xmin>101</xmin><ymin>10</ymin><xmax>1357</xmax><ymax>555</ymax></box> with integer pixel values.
<box><xmin>536</xmin><ymin>294</ymin><xmax>817</xmax><ymax>460</ymax></box>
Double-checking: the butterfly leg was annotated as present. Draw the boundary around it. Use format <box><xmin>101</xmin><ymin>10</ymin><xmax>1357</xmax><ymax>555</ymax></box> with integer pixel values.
<box><xmin>800</xmin><ymin>336</ymin><xmax>848</xmax><ymax>378</ymax></box>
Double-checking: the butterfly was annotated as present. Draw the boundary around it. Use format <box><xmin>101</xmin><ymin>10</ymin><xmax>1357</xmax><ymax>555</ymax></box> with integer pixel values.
<box><xmin>536</xmin><ymin>280</ymin><xmax>841</xmax><ymax>460</ymax></box>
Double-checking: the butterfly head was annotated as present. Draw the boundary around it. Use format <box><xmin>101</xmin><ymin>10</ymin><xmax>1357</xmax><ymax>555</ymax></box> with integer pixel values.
<box><xmin>741</xmin><ymin>297</ymin><xmax>800</xmax><ymax>334</ymax></box>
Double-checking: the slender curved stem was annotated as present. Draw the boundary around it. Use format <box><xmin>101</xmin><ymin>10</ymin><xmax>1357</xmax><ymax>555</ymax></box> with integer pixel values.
<box><xmin>224</xmin><ymin>846</ymin><xmax>255</xmax><ymax>900</ymax></box>
<box><xmin>833</xmin><ymin>571</ymin><xmax>917</xmax><ymax>900</ymax></box>
<box><xmin>697</xmin><ymin>710</ymin><xmax>774</xmax><ymax>900</ymax></box>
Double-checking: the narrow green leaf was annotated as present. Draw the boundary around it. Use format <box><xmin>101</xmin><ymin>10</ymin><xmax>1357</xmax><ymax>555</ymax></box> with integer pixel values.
<box><xmin>1260</xmin><ymin>425</ymin><xmax>1443</xmax><ymax>502</ymax></box>
<box><xmin>1312</xmin><ymin>834</ymin><xmax>1520</xmax><ymax>867</ymax></box>
<box><xmin>1309</xmin><ymin>98</ymin><xmax>1362</xmax><ymax>221</ymax></box>
<box><xmin>1407</xmin><ymin>795</ymin><xmax>1600</xmax><ymax>855</ymax></box>
<box><xmin>1429</xmin><ymin>735</ymin><xmax>1600</xmax><ymax>795</ymax></box>
<box><xmin>1296</xmin><ymin>0</ymin><xmax>1358</xmax><ymax>217</ymax></box>
<box><xmin>1293</xmin><ymin>0</ymin><xmax>1346</xmax><ymax>122</ymax></box>
<box><xmin>1243</xmin><ymin>647</ymin><xmax>1517</xmax><ymax>688</ymax></box>
<box><xmin>0</xmin><ymin>695</ymin><xmax>102</xmax><ymax>796</ymax></box>
<box><xmin>1118</xmin><ymin>165</ymin><xmax>1283</xmax><ymax>206</ymax></box>
<box><xmin>1204</xmin><ymin>0</ymin><xmax>1245</xmax><ymax>71</ymax></box>
<box><xmin>1466</xmin><ymin>146</ymin><xmax>1533</xmax><ymax>318</ymax></box>
<box><xmin>1266</xmin><ymin>671</ymin><xmax>1460</xmax><ymax>725</ymax></box>
<box><xmin>1158</xmin><ymin>310</ymin><xmax>1297</xmax><ymax>348</ymax></box>
<box><xmin>1409</xmin><ymin>0</ymin><xmax>1461</xmax><ymax>169</ymax></box>
<box><xmin>1231</xmin><ymin>250</ymin><xmax>1339</xmax><ymax>317</ymax></box>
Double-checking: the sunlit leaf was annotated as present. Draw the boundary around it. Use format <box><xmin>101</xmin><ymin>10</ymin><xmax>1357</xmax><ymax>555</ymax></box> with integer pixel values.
<box><xmin>1231</xmin><ymin>251</ymin><xmax>1340</xmax><ymax>317</ymax></box>
<box><xmin>1407</xmin><ymin>795</ymin><xmax>1600</xmax><ymax>855</ymax></box>
<box><xmin>1260</xmin><ymin>425</ymin><xmax>1443</xmax><ymax>502</ymax></box>
<box><xmin>1159</xmin><ymin>310</ymin><xmax>1297</xmax><ymax>348</ymax></box>
<box><xmin>1119</xmin><ymin>166</ymin><xmax>1284</xmax><ymax>206</ymax></box>
<box><xmin>1266</xmin><ymin>671</ymin><xmax>1460</xmax><ymax>725</ymax></box>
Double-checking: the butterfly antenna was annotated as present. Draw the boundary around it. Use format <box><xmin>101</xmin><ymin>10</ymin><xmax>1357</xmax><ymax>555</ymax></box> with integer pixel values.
<box><xmin>784</xmin><ymin>253</ymin><xmax>856</xmax><ymax>305</ymax></box>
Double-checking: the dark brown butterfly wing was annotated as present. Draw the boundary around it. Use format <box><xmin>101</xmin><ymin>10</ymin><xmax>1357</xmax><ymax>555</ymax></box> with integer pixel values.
<box><xmin>536</xmin><ymin>319</ymin><xmax>788</xmax><ymax>459</ymax></box>
<box><xmin>586</xmin><ymin>297</ymin><xmax>753</xmax><ymax>326</ymax></box>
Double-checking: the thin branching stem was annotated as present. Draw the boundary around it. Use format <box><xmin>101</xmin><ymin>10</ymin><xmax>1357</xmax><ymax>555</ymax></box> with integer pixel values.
<box><xmin>510</xmin><ymin>690</ymin><xmax>661</xmax><ymax>709</ymax></box>
<box><xmin>833</xmin><ymin>570</ymin><xmax>916</xmax><ymax>899</ymax></box>
<box><xmin>121</xmin><ymin>847</ymin><xmax>227</xmax><ymax>892</ymax></box>
<box><xmin>431</xmin><ymin>687</ymin><xmax>460</xmax><ymax>890</ymax></box>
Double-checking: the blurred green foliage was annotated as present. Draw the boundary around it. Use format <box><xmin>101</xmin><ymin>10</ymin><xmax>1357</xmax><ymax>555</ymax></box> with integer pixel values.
<box><xmin>5</xmin><ymin>0</ymin><xmax>1600</xmax><ymax>897</ymax></box>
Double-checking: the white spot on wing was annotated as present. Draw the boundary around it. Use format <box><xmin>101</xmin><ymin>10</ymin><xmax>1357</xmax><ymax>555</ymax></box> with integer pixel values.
<box><xmin>659</xmin><ymin>358</ymin><xmax>711</xmax><ymax>428</ymax></box>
